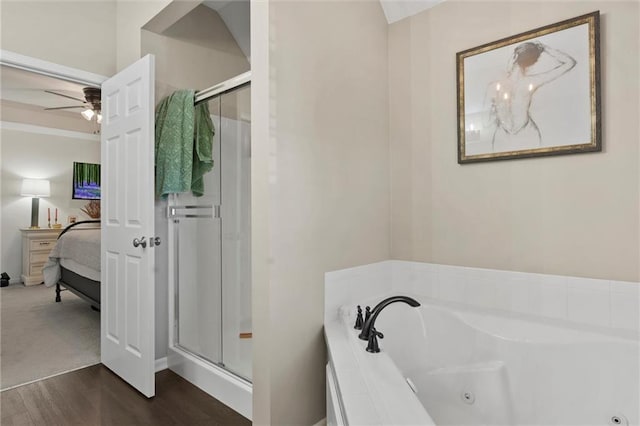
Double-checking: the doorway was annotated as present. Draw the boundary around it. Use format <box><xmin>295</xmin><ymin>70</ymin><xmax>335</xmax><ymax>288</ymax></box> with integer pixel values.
<box><xmin>0</xmin><ymin>63</ymin><xmax>103</xmax><ymax>390</ymax></box>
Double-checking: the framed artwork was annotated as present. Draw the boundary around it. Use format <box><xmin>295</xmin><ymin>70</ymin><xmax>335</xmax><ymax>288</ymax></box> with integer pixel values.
<box><xmin>456</xmin><ymin>11</ymin><xmax>600</xmax><ymax>163</ymax></box>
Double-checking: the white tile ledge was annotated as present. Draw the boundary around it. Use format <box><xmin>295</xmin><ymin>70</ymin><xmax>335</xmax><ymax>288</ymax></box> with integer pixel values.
<box><xmin>325</xmin><ymin>260</ymin><xmax>640</xmax><ymax>333</ymax></box>
<box><xmin>324</xmin><ymin>315</ymin><xmax>435</xmax><ymax>425</ymax></box>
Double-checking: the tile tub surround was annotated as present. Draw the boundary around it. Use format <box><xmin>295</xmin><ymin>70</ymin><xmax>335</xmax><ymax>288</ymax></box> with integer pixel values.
<box><xmin>325</xmin><ymin>261</ymin><xmax>640</xmax><ymax>333</ymax></box>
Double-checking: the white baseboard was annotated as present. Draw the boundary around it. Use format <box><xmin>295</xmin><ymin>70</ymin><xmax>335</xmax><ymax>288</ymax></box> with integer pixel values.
<box><xmin>168</xmin><ymin>346</ymin><xmax>252</xmax><ymax>420</ymax></box>
<box><xmin>155</xmin><ymin>357</ymin><xmax>168</xmax><ymax>372</ymax></box>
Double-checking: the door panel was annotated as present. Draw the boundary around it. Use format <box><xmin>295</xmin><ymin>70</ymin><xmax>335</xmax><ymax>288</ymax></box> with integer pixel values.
<box><xmin>101</xmin><ymin>54</ymin><xmax>156</xmax><ymax>397</ymax></box>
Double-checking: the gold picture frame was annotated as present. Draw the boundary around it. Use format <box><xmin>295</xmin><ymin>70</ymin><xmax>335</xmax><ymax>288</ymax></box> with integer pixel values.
<box><xmin>457</xmin><ymin>11</ymin><xmax>601</xmax><ymax>164</ymax></box>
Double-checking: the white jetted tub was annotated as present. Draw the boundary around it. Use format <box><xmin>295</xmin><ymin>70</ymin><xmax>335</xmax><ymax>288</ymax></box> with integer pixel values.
<box><xmin>326</xmin><ymin>296</ymin><xmax>639</xmax><ymax>425</ymax></box>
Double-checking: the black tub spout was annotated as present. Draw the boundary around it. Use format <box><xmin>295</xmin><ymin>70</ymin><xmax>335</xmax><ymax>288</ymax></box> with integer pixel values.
<box><xmin>358</xmin><ymin>295</ymin><xmax>420</xmax><ymax>341</ymax></box>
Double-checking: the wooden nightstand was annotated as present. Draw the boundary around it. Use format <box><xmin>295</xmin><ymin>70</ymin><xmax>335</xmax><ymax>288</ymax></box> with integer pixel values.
<box><xmin>20</xmin><ymin>228</ymin><xmax>62</xmax><ymax>286</ymax></box>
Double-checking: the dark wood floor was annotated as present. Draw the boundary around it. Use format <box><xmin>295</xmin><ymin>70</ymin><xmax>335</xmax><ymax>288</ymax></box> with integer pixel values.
<box><xmin>1</xmin><ymin>364</ymin><xmax>251</xmax><ymax>425</ymax></box>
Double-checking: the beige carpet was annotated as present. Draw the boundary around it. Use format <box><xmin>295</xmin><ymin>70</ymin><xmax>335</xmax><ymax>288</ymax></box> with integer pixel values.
<box><xmin>0</xmin><ymin>283</ymin><xmax>100</xmax><ymax>390</ymax></box>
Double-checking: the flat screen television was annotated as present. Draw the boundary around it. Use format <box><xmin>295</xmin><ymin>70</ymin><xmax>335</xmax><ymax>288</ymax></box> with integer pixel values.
<box><xmin>72</xmin><ymin>162</ymin><xmax>101</xmax><ymax>200</ymax></box>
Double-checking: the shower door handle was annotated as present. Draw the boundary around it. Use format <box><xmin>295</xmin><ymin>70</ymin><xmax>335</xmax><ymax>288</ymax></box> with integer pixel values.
<box><xmin>133</xmin><ymin>237</ymin><xmax>147</xmax><ymax>248</ymax></box>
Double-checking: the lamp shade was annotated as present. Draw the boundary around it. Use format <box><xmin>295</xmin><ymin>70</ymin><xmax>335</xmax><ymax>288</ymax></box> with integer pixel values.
<box><xmin>81</xmin><ymin>109</ymin><xmax>95</xmax><ymax>121</ymax></box>
<box><xmin>20</xmin><ymin>179</ymin><xmax>50</xmax><ymax>197</ymax></box>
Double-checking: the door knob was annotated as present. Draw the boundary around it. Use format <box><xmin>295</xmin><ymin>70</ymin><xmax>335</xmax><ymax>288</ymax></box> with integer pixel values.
<box><xmin>150</xmin><ymin>236</ymin><xmax>161</xmax><ymax>247</ymax></box>
<box><xmin>133</xmin><ymin>237</ymin><xmax>147</xmax><ymax>248</ymax></box>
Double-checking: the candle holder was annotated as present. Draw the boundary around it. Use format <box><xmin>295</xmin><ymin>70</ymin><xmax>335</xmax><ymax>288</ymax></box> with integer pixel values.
<box><xmin>47</xmin><ymin>219</ymin><xmax>51</xmax><ymax>229</ymax></box>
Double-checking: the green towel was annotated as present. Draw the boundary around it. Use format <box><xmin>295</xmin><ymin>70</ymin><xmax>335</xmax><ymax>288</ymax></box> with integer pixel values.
<box><xmin>191</xmin><ymin>102</ymin><xmax>215</xmax><ymax>197</ymax></box>
<box><xmin>155</xmin><ymin>90</ymin><xmax>215</xmax><ymax>198</ymax></box>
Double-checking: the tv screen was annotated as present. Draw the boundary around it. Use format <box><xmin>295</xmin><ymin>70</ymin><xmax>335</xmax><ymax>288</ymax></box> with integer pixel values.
<box><xmin>72</xmin><ymin>162</ymin><xmax>101</xmax><ymax>200</ymax></box>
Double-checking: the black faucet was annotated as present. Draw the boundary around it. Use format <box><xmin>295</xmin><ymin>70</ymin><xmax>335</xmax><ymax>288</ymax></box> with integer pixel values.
<box><xmin>358</xmin><ymin>295</ymin><xmax>421</xmax><ymax>341</ymax></box>
<box><xmin>354</xmin><ymin>305</ymin><xmax>364</xmax><ymax>330</ymax></box>
<box><xmin>366</xmin><ymin>327</ymin><xmax>384</xmax><ymax>353</ymax></box>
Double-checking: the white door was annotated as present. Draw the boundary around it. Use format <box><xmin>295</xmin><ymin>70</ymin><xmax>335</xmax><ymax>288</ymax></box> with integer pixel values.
<box><xmin>100</xmin><ymin>54</ymin><xmax>156</xmax><ymax>397</ymax></box>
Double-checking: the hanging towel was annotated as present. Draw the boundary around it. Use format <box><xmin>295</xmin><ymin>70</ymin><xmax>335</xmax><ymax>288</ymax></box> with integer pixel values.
<box><xmin>191</xmin><ymin>102</ymin><xmax>215</xmax><ymax>197</ymax></box>
<box><xmin>155</xmin><ymin>90</ymin><xmax>195</xmax><ymax>199</ymax></box>
<box><xmin>155</xmin><ymin>90</ymin><xmax>215</xmax><ymax>198</ymax></box>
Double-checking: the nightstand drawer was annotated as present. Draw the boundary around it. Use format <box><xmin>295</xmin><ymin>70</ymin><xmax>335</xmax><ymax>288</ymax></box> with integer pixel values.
<box><xmin>30</xmin><ymin>239</ymin><xmax>56</xmax><ymax>251</ymax></box>
<box><xmin>29</xmin><ymin>262</ymin><xmax>45</xmax><ymax>276</ymax></box>
<box><xmin>30</xmin><ymin>251</ymin><xmax>50</xmax><ymax>264</ymax></box>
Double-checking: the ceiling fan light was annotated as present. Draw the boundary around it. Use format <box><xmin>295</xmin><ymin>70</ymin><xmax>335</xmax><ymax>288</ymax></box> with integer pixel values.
<box><xmin>81</xmin><ymin>108</ymin><xmax>95</xmax><ymax>120</ymax></box>
<box><xmin>96</xmin><ymin>113</ymin><xmax>102</xmax><ymax>124</ymax></box>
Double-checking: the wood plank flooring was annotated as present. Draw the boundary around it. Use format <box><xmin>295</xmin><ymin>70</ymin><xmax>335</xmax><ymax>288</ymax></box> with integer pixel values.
<box><xmin>0</xmin><ymin>364</ymin><xmax>251</xmax><ymax>425</ymax></box>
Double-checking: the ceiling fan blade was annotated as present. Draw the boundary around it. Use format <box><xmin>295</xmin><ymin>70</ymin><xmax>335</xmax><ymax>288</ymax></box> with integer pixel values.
<box><xmin>44</xmin><ymin>106</ymin><xmax>85</xmax><ymax>110</ymax></box>
<box><xmin>44</xmin><ymin>90</ymin><xmax>85</xmax><ymax>103</ymax></box>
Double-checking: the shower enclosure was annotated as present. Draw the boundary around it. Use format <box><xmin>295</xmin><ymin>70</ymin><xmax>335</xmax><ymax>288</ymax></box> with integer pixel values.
<box><xmin>167</xmin><ymin>73</ymin><xmax>252</xmax><ymax>417</ymax></box>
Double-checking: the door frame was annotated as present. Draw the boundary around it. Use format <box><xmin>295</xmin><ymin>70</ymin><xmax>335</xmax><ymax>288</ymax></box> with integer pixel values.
<box><xmin>1</xmin><ymin>48</ymin><xmax>167</xmax><ymax>383</ymax></box>
<box><xmin>0</xmin><ymin>50</ymin><xmax>108</xmax><ymax>88</ymax></box>
<box><xmin>0</xmin><ymin>48</ymin><xmax>108</xmax><ymax>318</ymax></box>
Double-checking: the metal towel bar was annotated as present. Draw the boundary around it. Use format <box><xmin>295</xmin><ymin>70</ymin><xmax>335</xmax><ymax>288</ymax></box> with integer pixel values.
<box><xmin>167</xmin><ymin>205</ymin><xmax>219</xmax><ymax>219</ymax></box>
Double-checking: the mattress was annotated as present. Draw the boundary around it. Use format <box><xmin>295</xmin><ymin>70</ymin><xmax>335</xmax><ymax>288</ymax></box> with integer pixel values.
<box><xmin>43</xmin><ymin>228</ymin><xmax>101</xmax><ymax>287</ymax></box>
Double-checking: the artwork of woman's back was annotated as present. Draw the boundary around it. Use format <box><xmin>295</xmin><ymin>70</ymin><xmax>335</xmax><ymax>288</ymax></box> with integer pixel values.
<box><xmin>488</xmin><ymin>41</ymin><xmax>576</xmax><ymax>151</ymax></box>
<box><xmin>457</xmin><ymin>12</ymin><xmax>600</xmax><ymax>163</ymax></box>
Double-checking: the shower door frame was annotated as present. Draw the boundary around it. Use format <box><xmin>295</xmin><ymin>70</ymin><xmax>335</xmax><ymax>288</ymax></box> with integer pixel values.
<box><xmin>166</xmin><ymin>71</ymin><xmax>252</xmax><ymax>420</ymax></box>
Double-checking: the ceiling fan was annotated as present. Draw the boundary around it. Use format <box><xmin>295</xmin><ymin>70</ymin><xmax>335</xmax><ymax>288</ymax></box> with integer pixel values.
<box><xmin>44</xmin><ymin>87</ymin><xmax>102</xmax><ymax>123</ymax></box>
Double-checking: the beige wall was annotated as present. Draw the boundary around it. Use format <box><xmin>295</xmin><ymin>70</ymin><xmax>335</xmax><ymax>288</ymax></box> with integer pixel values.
<box><xmin>250</xmin><ymin>0</ymin><xmax>270</xmax><ymax>421</ymax></box>
<box><xmin>0</xmin><ymin>0</ymin><xmax>186</xmax><ymax>75</ymax></box>
<box><xmin>0</xmin><ymin>0</ymin><xmax>183</xmax><ymax>75</ymax></box>
<box><xmin>115</xmin><ymin>0</ymin><xmax>169</xmax><ymax>71</ymax></box>
<box><xmin>389</xmin><ymin>1</ymin><xmax>640</xmax><ymax>282</ymax></box>
<box><xmin>141</xmin><ymin>4</ymin><xmax>250</xmax><ymax>101</ymax></box>
<box><xmin>252</xmin><ymin>0</ymin><xmax>390</xmax><ymax>424</ymax></box>
<box><xmin>1</xmin><ymin>1</ymin><xmax>117</xmax><ymax>76</ymax></box>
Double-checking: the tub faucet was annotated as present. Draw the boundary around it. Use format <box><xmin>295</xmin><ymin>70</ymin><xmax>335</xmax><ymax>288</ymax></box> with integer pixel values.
<box><xmin>366</xmin><ymin>327</ymin><xmax>384</xmax><ymax>353</ymax></box>
<box><xmin>354</xmin><ymin>305</ymin><xmax>364</xmax><ymax>330</ymax></box>
<box><xmin>358</xmin><ymin>295</ymin><xmax>421</xmax><ymax>341</ymax></box>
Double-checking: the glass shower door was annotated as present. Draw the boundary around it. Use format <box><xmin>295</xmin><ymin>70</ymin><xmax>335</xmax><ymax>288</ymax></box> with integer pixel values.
<box><xmin>175</xmin><ymin>96</ymin><xmax>223</xmax><ymax>366</ymax></box>
<box><xmin>173</xmin><ymin>85</ymin><xmax>251</xmax><ymax>382</ymax></box>
<box><xmin>220</xmin><ymin>85</ymin><xmax>251</xmax><ymax>381</ymax></box>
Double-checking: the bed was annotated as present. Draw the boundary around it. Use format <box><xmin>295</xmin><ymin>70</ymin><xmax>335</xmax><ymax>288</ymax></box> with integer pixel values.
<box><xmin>42</xmin><ymin>220</ymin><xmax>101</xmax><ymax>309</ymax></box>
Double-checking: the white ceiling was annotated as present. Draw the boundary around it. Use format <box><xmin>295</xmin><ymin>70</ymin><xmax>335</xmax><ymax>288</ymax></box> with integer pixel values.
<box><xmin>379</xmin><ymin>0</ymin><xmax>446</xmax><ymax>24</ymax></box>
<box><xmin>1</xmin><ymin>66</ymin><xmax>88</xmax><ymax>110</ymax></box>
<box><xmin>0</xmin><ymin>65</ymin><xmax>98</xmax><ymax>134</ymax></box>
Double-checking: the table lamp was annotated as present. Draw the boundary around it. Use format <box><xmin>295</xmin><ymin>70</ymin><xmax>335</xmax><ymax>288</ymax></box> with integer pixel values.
<box><xmin>21</xmin><ymin>179</ymin><xmax>50</xmax><ymax>229</ymax></box>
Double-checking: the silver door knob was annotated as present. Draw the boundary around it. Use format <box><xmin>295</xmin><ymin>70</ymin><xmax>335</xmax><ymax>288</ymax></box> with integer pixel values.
<box><xmin>133</xmin><ymin>237</ymin><xmax>147</xmax><ymax>248</ymax></box>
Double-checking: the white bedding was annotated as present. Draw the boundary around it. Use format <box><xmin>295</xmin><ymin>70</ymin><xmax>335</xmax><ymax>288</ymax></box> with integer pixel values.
<box><xmin>60</xmin><ymin>259</ymin><xmax>101</xmax><ymax>282</ymax></box>
<box><xmin>43</xmin><ymin>228</ymin><xmax>101</xmax><ymax>287</ymax></box>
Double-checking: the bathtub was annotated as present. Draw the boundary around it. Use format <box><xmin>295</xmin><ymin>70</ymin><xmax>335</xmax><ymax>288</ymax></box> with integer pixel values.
<box><xmin>326</xmin><ymin>296</ymin><xmax>640</xmax><ymax>425</ymax></box>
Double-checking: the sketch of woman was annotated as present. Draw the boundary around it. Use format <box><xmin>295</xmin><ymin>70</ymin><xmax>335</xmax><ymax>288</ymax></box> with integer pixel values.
<box><xmin>486</xmin><ymin>41</ymin><xmax>576</xmax><ymax>150</ymax></box>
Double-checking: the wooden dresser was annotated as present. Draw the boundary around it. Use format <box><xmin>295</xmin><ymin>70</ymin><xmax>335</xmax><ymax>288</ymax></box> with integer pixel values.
<box><xmin>20</xmin><ymin>228</ymin><xmax>62</xmax><ymax>286</ymax></box>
